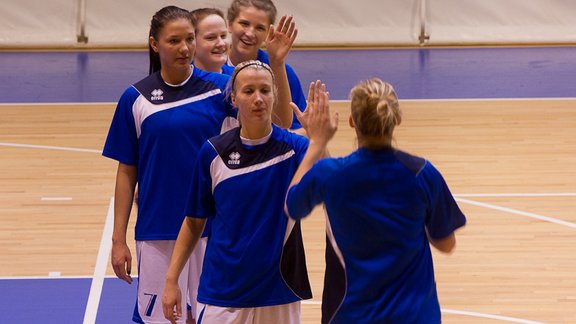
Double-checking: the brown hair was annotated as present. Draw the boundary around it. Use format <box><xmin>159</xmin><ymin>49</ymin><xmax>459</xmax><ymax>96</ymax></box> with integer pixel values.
<box><xmin>190</xmin><ymin>8</ymin><xmax>226</xmax><ymax>33</ymax></box>
<box><xmin>227</xmin><ymin>0</ymin><xmax>277</xmax><ymax>25</ymax></box>
<box><xmin>350</xmin><ymin>78</ymin><xmax>402</xmax><ymax>140</ymax></box>
<box><xmin>148</xmin><ymin>6</ymin><xmax>193</xmax><ymax>75</ymax></box>
<box><xmin>226</xmin><ymin>60</ymin><xmax>278</xmax><ymax>121</ymax></box>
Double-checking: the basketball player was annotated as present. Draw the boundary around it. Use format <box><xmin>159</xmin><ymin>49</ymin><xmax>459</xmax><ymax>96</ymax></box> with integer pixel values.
<box><xmin>103</xmin><ymin>6</ymin><xmax>296</xmax><ymax>323</ymax></box>
<box><xmin>189</xmin><ymin>8</ymin><xmax>299</xmax><ymax>323</ymax></box>
<box><xmin>285</xmin><ymin>78</ymin><xmax>467</xmax><ymax>323</ymax></box>
<box><xmin>225</xmin><ymin>0</ymin><xmax>307</xmax><ymax>129</ymax></box>
<box><xmin>190</xmin><ymin>8</ymin><xmax>234</xmax><ymax>75</ymax></box>
<box><xmin>162</xmin><ymin>61</ymin><xmax>324</xmax><ymax>324</ymax></box>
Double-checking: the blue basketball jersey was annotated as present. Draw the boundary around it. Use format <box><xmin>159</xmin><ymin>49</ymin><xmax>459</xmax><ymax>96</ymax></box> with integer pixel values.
<box><xmin>221</xmin><ymin>63</ymin><xmax>235</xmax><ymax>75</ymax></box>
<box><xmin>224</xmin><ymin>49</ymin><xmax>307</xmax><ymax>129</ymax></box>
<box><xmin>186</xmin><ymin>125</ymin><xmax>312</xmax><ymax>307</ymax></box>
<box><xmin>102</xmin><ymin>66</ymin><xmax>237</xmax><ymax>241</ymax></box>
<box><xmin>286</xmin><ymin>147</ymin><xmax>467</xmax><ymax>323</ymax></box>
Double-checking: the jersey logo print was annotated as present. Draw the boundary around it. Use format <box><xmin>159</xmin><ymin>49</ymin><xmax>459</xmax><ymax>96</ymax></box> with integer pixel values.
<box><xmin>150</xmin><ymin>89</ymin><xmax>164</xmax><ymax>101</ymax></box>
<box><xmin>228</xmin><ymin>152</ymin><xmax>241</xmax><ymax>165</ymax></box>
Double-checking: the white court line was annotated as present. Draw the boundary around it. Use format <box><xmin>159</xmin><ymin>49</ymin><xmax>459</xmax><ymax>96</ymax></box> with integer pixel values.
<box><xmin>2</xmin><ymin>98</ymin><xmax>576</xmax><ymax>106</ymax></box>
<box><xmin>0</xmin><ymin>142</ymin><xmax>101</xmax><ymax>153</ymax></box>
<box><xmin>456</xmin><ymin>198</ymin><xmax>576</xmax><ymax>229</ymax></box>
<box><xmin>83</xmin><ymin>197</ymin><xmax>114</xmax><ymax>324</ymax></box>
<box><xmin>302</xmin><ymin>301</ymin><xmax>321</xmax><ymax>305</ymax></box>
<box><xmin>302</xmin><ymin>303</ymin><xmax>542</xmax><ymax>323</ymax></box>
<box><xmin>455</xmin><ymin>193</ymin><xmax>576</xmax><ymax>197</ymax></box>
<box><xmin>401</xmin><ymin>97</ymin><xmax>576</xmax><ymax>103</ymax></box>
<box><xmin>0</xmin><ymin>102</ymin><xmax>116</xmax><ymax>107</ymax></box>
<box><xmin>441</xmin><ymin>308</ymin><xmax>544</xmax><ymax>324</ymax></box>
<box><xmin>331</xmin><ymin>97</ymin><xmax>576</xmax><ymax>103</ymax></box>
<box><xmin>0</xmin><ymin>275</ymin><xmax>96</xmax><ymax>280</ymax></box>
<box><xmin>41</xmin><ymin>197</ymin><xmax>73</xmax><ymax>201</ymax></box>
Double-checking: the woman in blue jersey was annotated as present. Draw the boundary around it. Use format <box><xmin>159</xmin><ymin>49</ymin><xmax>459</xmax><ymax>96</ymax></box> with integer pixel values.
<box><xmin>162</xmin><ymin>61</ymin><xmax>326</xmax><ymax>324</ymax></box>
<box><xmin>181</xmin><ymin>8</ymin><xmax>232</xmax><ymax>323</ymax></box>
<box><xmin>285</xmin><ymin>78</ymin><xmax>467</xmax><ymax>323</ymax></box>
<box><xmin>225</xmin><ymin>0</ymin><xmax>307</xmax><ymax>130</ymax></box>
<box><xmin>190</xmin><ymin>8</ymin><xmax>234</xmax><ymax>75</ymax></box>
<box><xmin>189</xmin><ymin>7</ymin><xmax>298</xmax><ymax>323</ymax></box>
<box><xmin>103</xmin><ymin>6</ymin><xmax>297</xmax><ymax>324</ymax></box>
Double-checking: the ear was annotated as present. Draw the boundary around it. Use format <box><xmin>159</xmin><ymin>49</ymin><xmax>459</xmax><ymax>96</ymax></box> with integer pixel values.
<box><xmin>349</xmin><ymin>115</ymin><xmax>355</xmax><ymax>129</ymax></box>
<box><xmin>149</xmin><ymin>36</ymin><xmax>158</xmax><ymax>52</ymax></box>
<box><xmin>231</xmin><ymin>92</ymin><xmax>236</xmax><ymax>106</ymax></box>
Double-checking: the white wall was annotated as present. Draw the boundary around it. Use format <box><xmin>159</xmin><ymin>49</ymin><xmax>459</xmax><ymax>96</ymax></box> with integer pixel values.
<box><xmin>428</xmin><ymin>0</ymin><xmax>576</xmax><ymax>44</ymax></box>
<box><xmin>1</xmin><ymin>0</ymin><xmax>575</xmax><ymax>47</ymax></box>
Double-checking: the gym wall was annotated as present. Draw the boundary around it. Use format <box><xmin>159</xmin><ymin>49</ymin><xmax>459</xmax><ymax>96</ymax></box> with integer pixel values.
<box><xmin>1</xmin><ymin>0</ymin><xmax>575</xmax><ymax>48</ymax></box>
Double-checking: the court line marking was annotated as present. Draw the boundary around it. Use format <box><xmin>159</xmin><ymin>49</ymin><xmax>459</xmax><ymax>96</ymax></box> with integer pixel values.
<box><xmin>301</xmin><ymin>301</ymin><xmax>321</xmax><ymax>305</ymax></box>
<box><xmin>456</xmin><ymin>197</ymin><xmax>576</xmax><ymax>229</ymax></box>
<box><xmin>2</xmin><ymin>98</ymin><xmax>576</xmax><ymax>106</ymax></box>
<box><xmin>441</xmin><ymin>308</ymin><xmax>544</xmax><ymax>324</ymax></box>
<box><xmin>83</xmin><ymin>197</ymin><xmax>114</xmax><ymax>324</ymax></box>
<box><xmin>0</xmin><ymin>275</ymin><xmax>120</xmax><ymax>280</ymax></box>
<box><xmin>0</xmin><ymin>275</ymin><xmax>96</xmax><ymax>280</ymax></box>
<box><xmin>0</xmin><ymin>142</ymin><xmax>101</xmax><ymax>153</ymax></box>
<box><xmin>0</xmin><ymin>102</ymin><xmax>116</xmax><ymax>107</ymax></box>
<box><xmin>41</xmin><ymin>197</ymin><xmax>73</xmax><ymax>201</ymax></box>
<box><xmin>0</xmin><ymin>278</ymin><xmax>546</xmax><ymax>324</ymax></box>
<box><xmin>455</xmin><ymin>193</ymin><xmax>576</xmax><ymax>197</ymax></box>
<box><xmin>297</xmin><ymin>303</ymin><xmax>543</xmax><ymax>323</ymax></box>
<box><xmin>332</xmin><ymin>97</ymin><xmax>576</xmax><ymax>103</ymax></box>
<box><xmin>296</xmin><ymin>303</ymin><xmax>543</xmax><ymax>323</ymax></box>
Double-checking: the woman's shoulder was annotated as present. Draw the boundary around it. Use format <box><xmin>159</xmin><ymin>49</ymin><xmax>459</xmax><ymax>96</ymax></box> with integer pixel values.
<box><xmin>131</xmin><ymin>72</ymin><xmax>162</xmax><ymax>92</ymax></box>
<box><xmin>221</xmin><ymin>64</ymin><xmax>235</xmax><ymax>75</ymax></box>
<box><xmin>392</xmin><ymin>149</ymin><xmax>428</xmax><ymax>176</ymax></box>
<box><xmin>192</xmin><ymin>66</ymin><xmax>231</xmax><ymax>89</ymax></box>
<box><xmin>116</xmin><ymin>81</ymin><xmax>145</xmax><ymax>107</ymax></box>
<box><xmin>273</xmin><ymin>125</ymin><xmax>309</xmax><ymax>146</ymax></box>
<box><xmin>257</xmin><ymin>49</ymin><xmax>299</xmax><ymax>75</ymax></box>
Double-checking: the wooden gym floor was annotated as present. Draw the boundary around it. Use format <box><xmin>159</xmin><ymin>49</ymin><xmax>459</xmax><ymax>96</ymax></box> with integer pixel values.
<box><xmin>0</xmin><ymin>99</ymin><xmax>574</xmax><ymax>323</ymax></box>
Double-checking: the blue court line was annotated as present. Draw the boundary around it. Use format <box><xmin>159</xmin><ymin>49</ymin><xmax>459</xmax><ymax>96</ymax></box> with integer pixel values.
<box><xmin>1</xmin><ymin>46</ymin><xmax>575</xmax><ymax>103</ymax></box>
<box><xmin>0</xmin><ymin>277</ymin><xmax>137</xmax><ymax>324</ymax></box>
<box><xmin>0</xmin><ymin>276</ymin><xmax>547</xmax><ymax>323</ymax></box>
<box><xmin>0</xmin><ymin>278</ymin><xmax>91</xmax><ymax>324</ymax></box>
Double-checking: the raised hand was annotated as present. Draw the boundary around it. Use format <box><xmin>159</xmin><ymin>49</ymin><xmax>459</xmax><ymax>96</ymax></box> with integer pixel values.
<box><xmin>290</xmin><ymin>81</ymin><xmax>316</xmax><ymax>133</ymax></box>
<box><xmin>265</xmin><ymin>15</ymin><xmax>297</xmax><ymax>63</ymax></box>
<box><xmin>306</xmin><ymin>80</ymin><xmax>338</xmax><ymax>146</ymax></box>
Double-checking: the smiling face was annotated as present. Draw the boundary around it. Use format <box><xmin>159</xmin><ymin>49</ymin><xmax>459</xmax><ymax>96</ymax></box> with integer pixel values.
<box><xmin>231</xmin><ymin>67</ymin><xmax>276</xmax><ymax>128</ymax></box>
<box><xmin>228</xmin><ymin>6</ymin><xmax>270</xmax><ymax>63</ymax></box>
<box><xmin>194</xmin><ymin>14</ymin><xmax>229</xmax><ymax>72</ymax></box>
<box><xmin>149</xmin><ymin>17</ymin><xmax>195</xmax><ymax>80</ymax></box>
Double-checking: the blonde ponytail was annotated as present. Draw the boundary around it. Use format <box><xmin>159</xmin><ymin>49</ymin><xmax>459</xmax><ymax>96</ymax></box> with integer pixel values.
<box><xmin>350</xmin><ymin>78</ymin><xmax>402</xmax><ymax>140</ymax></box>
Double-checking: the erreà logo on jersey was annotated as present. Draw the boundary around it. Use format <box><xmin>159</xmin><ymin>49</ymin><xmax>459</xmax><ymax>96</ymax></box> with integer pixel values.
<box><xmin>228</xmin><ymin>152</ymin><xmax>241</xmax><ymax>165</ymax></box>
<box><xmin>151</xmin><ymin>89</ymin><xmax>164</xmax><ymax>101</ymax></box>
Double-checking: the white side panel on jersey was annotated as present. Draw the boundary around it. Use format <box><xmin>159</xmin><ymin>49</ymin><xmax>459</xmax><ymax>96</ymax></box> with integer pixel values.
<box><xmin>209</xmin><ymin>150</ymin><xmax>296</xmax><ymax>192</ymax></box>
<box><xmin>132</xmin><ymin>89</ymin><xmax>221</xmax><ymax>138</ymax></box>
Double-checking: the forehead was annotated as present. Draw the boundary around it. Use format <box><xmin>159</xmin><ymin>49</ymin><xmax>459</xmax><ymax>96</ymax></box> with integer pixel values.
<box><xmin>235</xmin><ymin>6</ymin><xmax>270</xmax><ymax>25</ymax></box>
<box><xmin>235</xmin><ymin>68</ymin><xmax>273</xmax><ymax>87</ymax></box>
<box><xmin>159</xmin><ymin>18</ymin><xmax>194</xmax><ymax>37</ymax></box>
<box><xmin>197</xmin><ymin>14</ymin><xmax>227</xmax><ymax>33</ymax></box>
